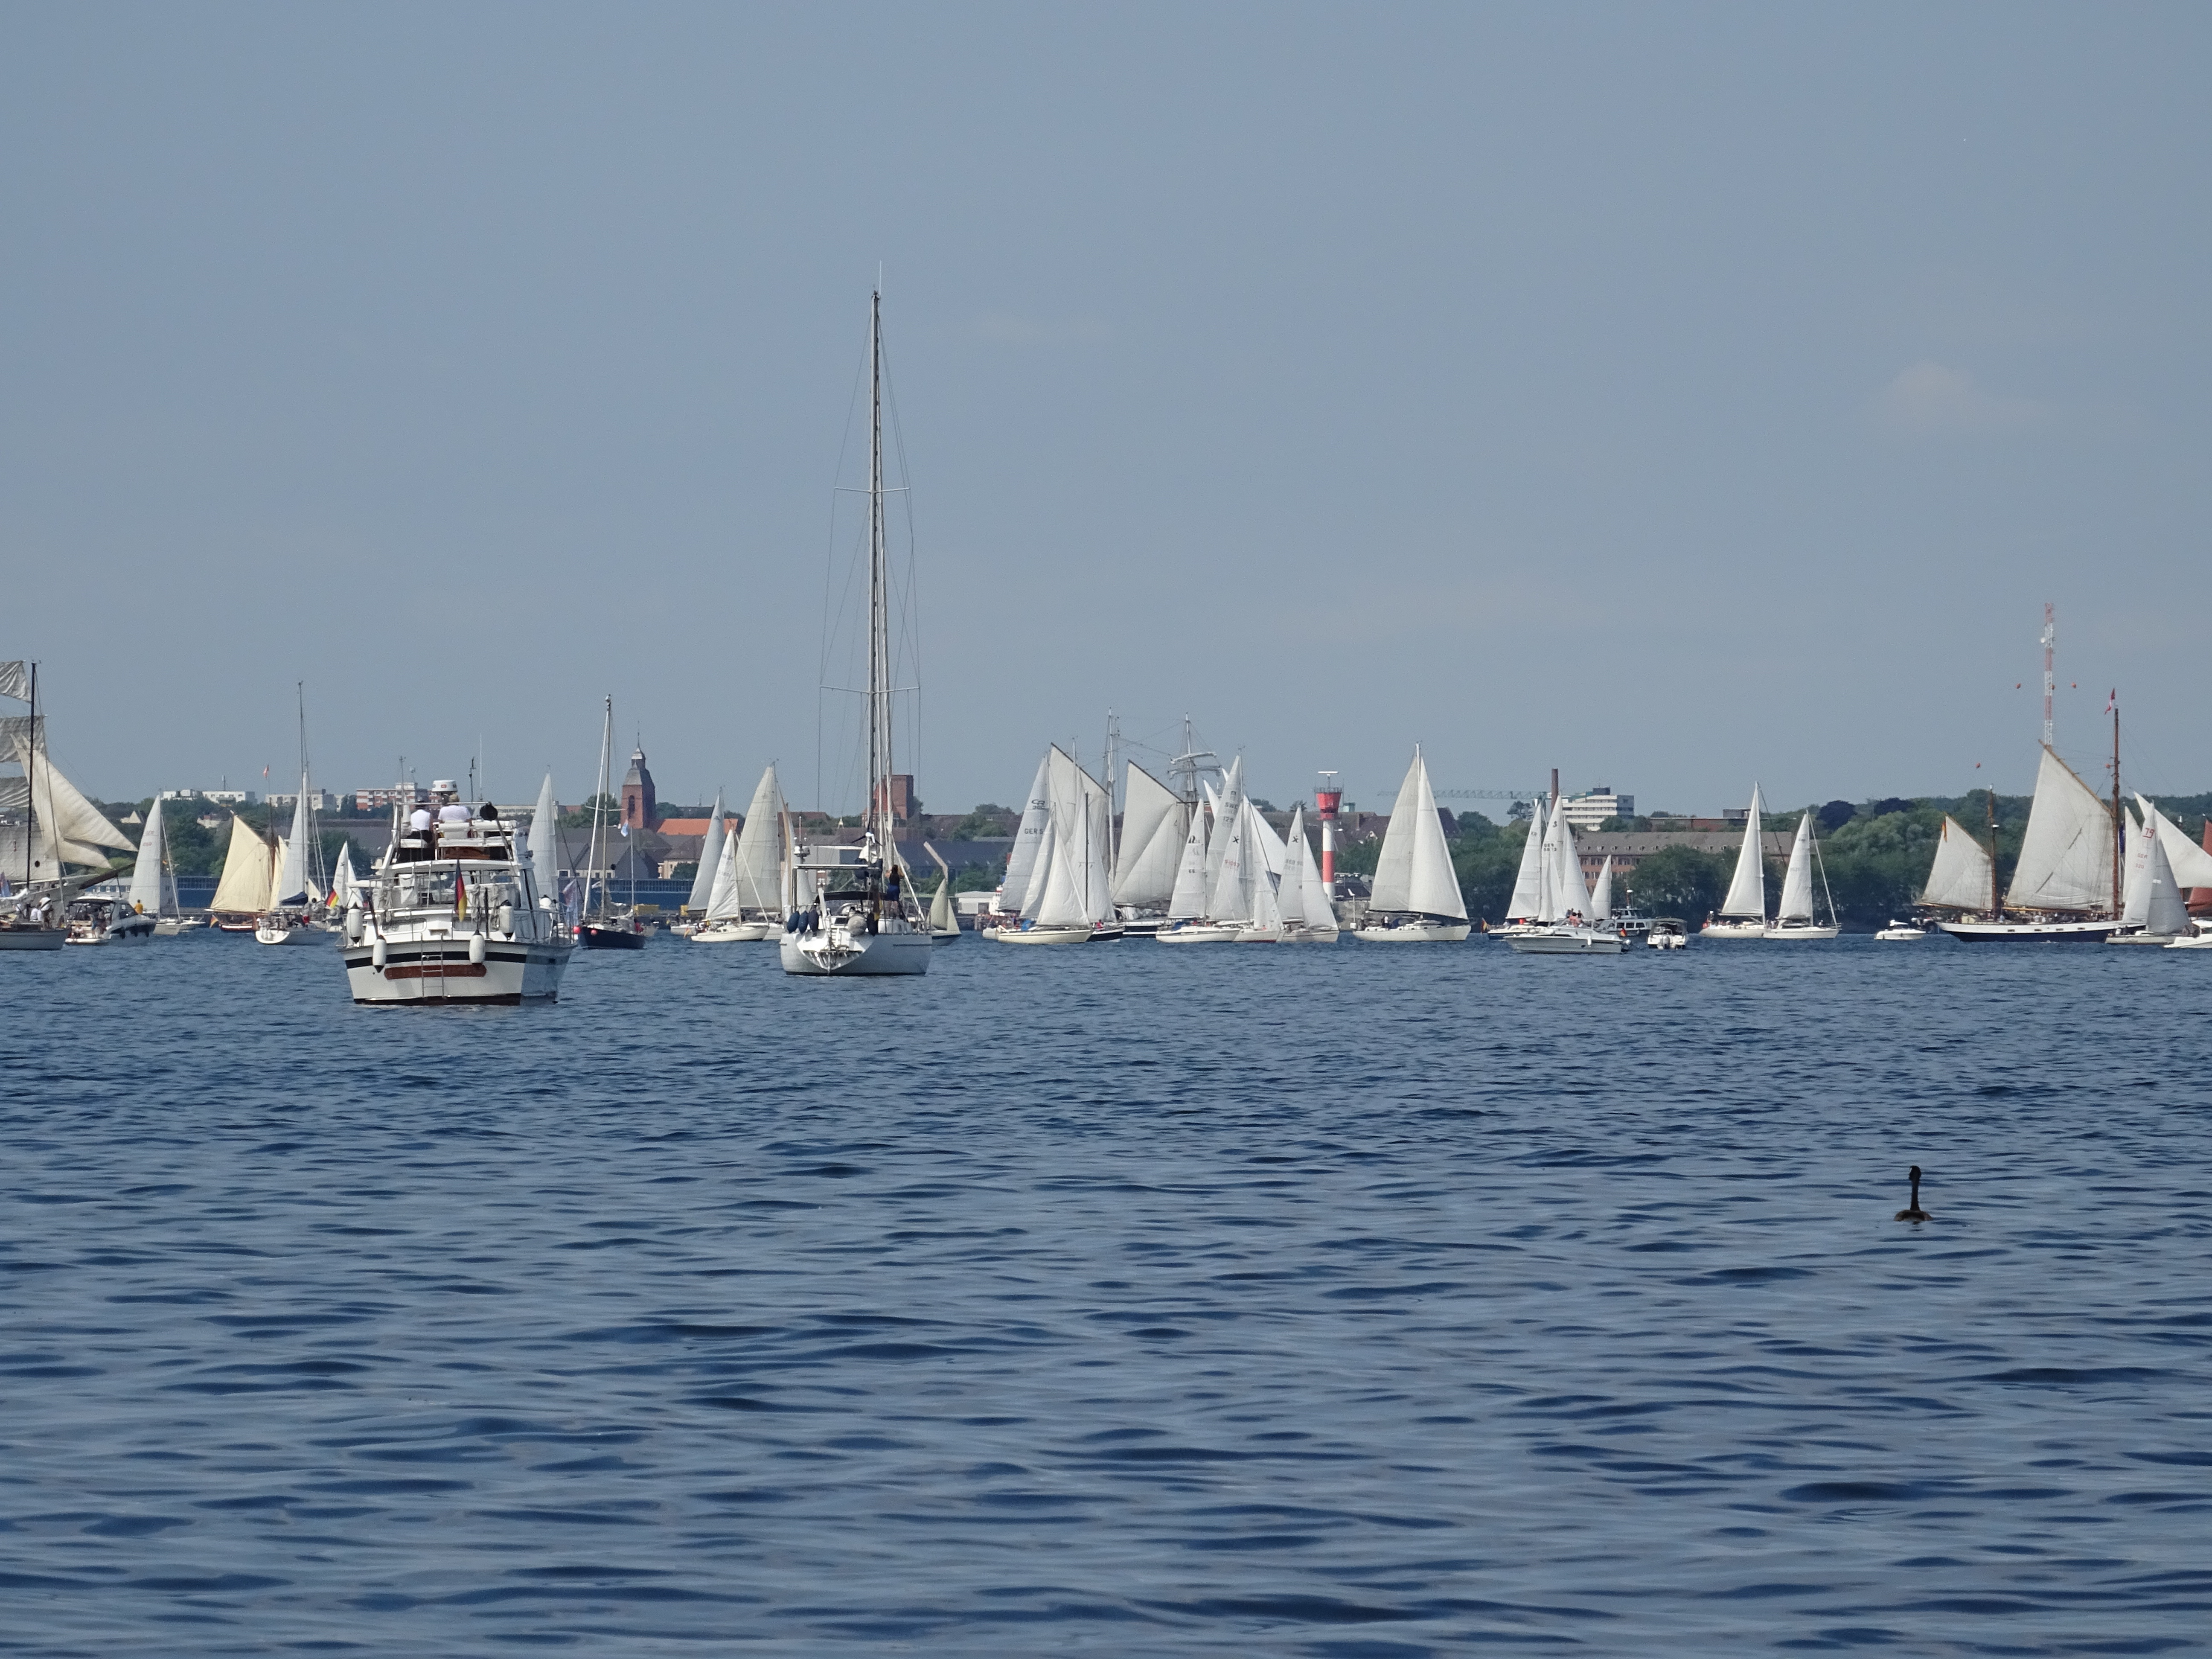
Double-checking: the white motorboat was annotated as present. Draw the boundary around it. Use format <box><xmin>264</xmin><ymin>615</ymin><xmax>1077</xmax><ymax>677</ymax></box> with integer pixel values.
<box><xmin>1764</xmin><ymin>812</ymin><xmax>1840</xmax><ymax>939</ymax></box>
<box><xmin>1507</xmin><ymin>924</ymin><xmax>1624</xmax><ymax>955</ymax></box>
<box><xmin>1155</xmin><ymin>921</ymin><xmax>1238</xmax><ymax>943</ymax></box>
<box><xmin>1647</xmin><ymin>919</ymin><xmax>1688</xmax><ymax>949</ymax></box>
<box><xmin>65</xmin><ymin>893</ymin><xmax>156</xmax><ymax>945</ymax></box>
<box><xmin>782</xmin><ymin>290</ymin><xmax>928</xmax><ymax>979</ymax></box>
<box><xmin>1702</xmin><ymin>785</ymin><xmax>1770</xmax><ymax>939</ymax></box>
<box><xmin>255</xmin><ymin>912</ymin><xmax>332</xmax><ymax>946</ymax></box>
<box><xmin>2165</xmin><ymin>931</ymin><xmax>2212</xmax><ymax>950</ymax></box>
<box><xmin>1873</xmin><ymin>920</ymin><xmax>1926</xmax><ymax>941</ymax></box>
<box><xmin>341</xmin><ymin>789</ymin><xmax>573</xmax><ymax>1004</ymax></box>
<box><xmin>1354</xmin><ymin>748</ymin><xmax>1471</xmax><ymax>942</ymax></box>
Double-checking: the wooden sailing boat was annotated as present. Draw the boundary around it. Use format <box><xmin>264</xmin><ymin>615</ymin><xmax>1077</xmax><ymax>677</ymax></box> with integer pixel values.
<box><xmin>781</xmin><ymin>289</ymin><xmax>929</xmax><ymax>976</ymax></box>
<box><xmin>1936</xmin><ymin>738</ymin><xmax>2119</xmax><ymax>943</ymax></box>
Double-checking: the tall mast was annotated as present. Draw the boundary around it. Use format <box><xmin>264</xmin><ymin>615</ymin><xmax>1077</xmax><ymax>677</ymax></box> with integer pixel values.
<box><xmin>868</xmin><ymin>288</ymin><xmax>891</xmax><ymax>852</ymax></box>
<box><xmin>2110</xmin><ymin>690</ymin><xmax>2122</xmax><ymax>917</ymax></box>
<box><xmin>1985</xmin><ymin>786</ymin><xmax>2000</xmax><ymax>917</ymax></box>
<box><xmin>1103</xmin><ymin>710</ymin><xmax>1120</xmax><ymax>876</ymax></box>
<box><xmin>588</xmin><ymin>695</ymin><xmax>612</xmax><ymax>919</ymax></box>
<box><xmin>23</xmin><ymin>662</ymin><xmax>35</xmax><ymax>891</ymax></box>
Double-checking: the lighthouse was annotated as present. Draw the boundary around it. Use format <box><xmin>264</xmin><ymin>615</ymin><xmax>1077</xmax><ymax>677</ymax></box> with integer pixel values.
<box><xmin>1315</xmin><ymin>772</ymin><xmax>1342</xmax><ymax>897</ymax></box>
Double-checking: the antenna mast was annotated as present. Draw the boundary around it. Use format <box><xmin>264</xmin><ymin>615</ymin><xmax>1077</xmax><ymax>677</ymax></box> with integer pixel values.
<box><xmin>2041</xmin><ymin>602</ymin><xmax>2055</xmax><ymax>747</ymax></box>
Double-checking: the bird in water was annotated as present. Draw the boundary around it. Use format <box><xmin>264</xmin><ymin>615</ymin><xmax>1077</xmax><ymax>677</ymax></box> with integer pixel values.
<box><xmin>1895</xmin><ymin>1165</ymin><xmax>1930</xmax><ymax>1223</ymax></box>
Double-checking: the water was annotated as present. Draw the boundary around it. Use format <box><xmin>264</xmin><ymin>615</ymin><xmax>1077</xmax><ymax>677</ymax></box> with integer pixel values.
<box><xmin>6</xmin><ymin>936</ymin><xmax>2210</xmax><ymax>1655</ymax></box>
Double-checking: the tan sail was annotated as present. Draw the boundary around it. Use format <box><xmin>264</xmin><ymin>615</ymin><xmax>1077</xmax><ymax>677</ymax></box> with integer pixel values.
<box><xmin>210</xmin><ymin>815</ymin><xmax>276</xmax><ymax>916</ymax></box>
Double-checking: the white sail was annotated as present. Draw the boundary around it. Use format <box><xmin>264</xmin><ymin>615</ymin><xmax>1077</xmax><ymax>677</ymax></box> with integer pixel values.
<box><xmin>1205</xmin><ymin>791</ymin><xmax>1253</xmax><ymax>921</ymax></box>
<box><xmin>1506</xmin><ymin>800</ymin><xmax>1546</xmax><ymax>921</ymax></box>
<box><xmin>6</xmin><ymin>718</ymin><xmax>133</xmax><ymax>864</ymax></box>
<box><xmin>1111</xmin><ymin>763</ymin><xmax>1183</xmax><ymax>908</ymax></box>
<box><xmin>731</xmin><ymin>766</ymin><xmax>785</xmax><ymax>914</ymax></box>
<box><xmin>999</xmin><ymin>753</ymin><xmax>1054</xmax><ymax>914</ymax></box>
<box><xmin>1205</xmin><ymin>757</ymin><xmax>1245</xmax><ymax>895</ymax></box>
<box><xmin>332</xmin><ymin>842</ymin><xmax>358</xmax><ymax>908</ymax></box>
<box><xmin>1279</xmin><ymin>804</ymin><xmax>1310</xmax><ymax>927</ymax></box>
<box><xmin>704</xmin><ymin>822</ymin><xmax>743</xmax><ymax>921</ymax></box>
<box><xmin>127</xmin><ymin>799</ymin><xmax>169</xmax><ymax>915</ymax></box>
<box><xmin>687</xmin><ymin>790</ymin><xmax>727</xmax><ymax>913</ymax></box>
<box><xmin>2121</xmin><ymin>810</ymin><xmax>2151</xmax><ymax>928</ymax></box>
<box><xmin>210</xmin><ymin>815</ymin><xmax>274</xmax><ymax>915</ymax></box>
<box><xmin>1246</xmin><ymin>804</ymin><xmax>1285</xmax><ymax>931</ymax></box>
<box><xmin>1031</xmin><ymin>818</ymin><xmax>1088</xmax><ymax>926</ymax></box>
<box><xmin>272</xmin><ymin>780</ymin><xmax>311</xmax><ymax>906</ymax></box>
<box><xmin>527</xmin><ymin>772</ymin><xmax>560</xmax><ymax>907</ymax></box>
<box><xmin>928</xmin><ymin>871</ymin><xmax>955</xmax><ymax>933</ymax></box>
<box><xmin>2145</xmin><ymin>832</ymin><xmax>2191</xmax><ymax>937</ymax></box>
<box><xmin>1777</xmin><ymin>813</ymin><xmax>1815</xmax><ymax>923</ymax></box>
<box><xmin>1372</xmin><ymin>748</ymin><xmax>1463</xmax><ymax>919</ymax></box>
<box><xmin>1719</xmin><ymin>786</ymin><xmax>1767</xmax><ymax>920</ymax></box>
<box><xmin>1165</xmin><ymin>793</ymin><xmax>1211</xmax><ymax>920</ymax></box>
<box><xmin>2006</xmin><ymin>745</ymin><xmax>2114</xmax><ymax>912</ymax></box>
<box><xmin>1921</xmin><ymin>815</ymin><xmax>1995</xmax><ymax>911</ymax></box>
<box><xmin>1542</xmin><ymin>805</ymin><xmax>1589</xmax><ymax>923</ymax></box>
<box><xmin>2138</xmin><ymin>794</ymin><xmax>2212</xmax><ymax>889</ymax></box>
<box><xmin>1589</xmin><ymin>856</ymin><xmax>1614</xmax><ymax>923</ymax></box>
<box><xmin>1076</xmin><ymin>761</ymin><xmax>1114</xmax><ymax>924</ymax></box>
<box><xmin>1299</xmin><ymin>817</ymin><xmax>1335</xmax><ymax>931</ymax></box>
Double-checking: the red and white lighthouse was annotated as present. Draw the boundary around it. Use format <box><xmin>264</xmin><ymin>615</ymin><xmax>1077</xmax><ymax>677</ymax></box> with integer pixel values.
<box><xmin>1315</xmin><ymin>772</ymin><xmax>1342</xmax><ymax>897</ymax></box>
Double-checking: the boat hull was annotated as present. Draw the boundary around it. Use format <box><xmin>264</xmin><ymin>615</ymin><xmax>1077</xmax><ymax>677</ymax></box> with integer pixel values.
<box><xmin>993</xmin><ymin>925</ymin><xmax>1093</xmax><ymax>945</ymax></box>
<box><xmin>255</xmin><ymin>921</ymin><xmax>332</xmax><ymax>946</ymax></box>
<box><xmin>692</xmin><ymin>919</ymin><xmax>777</xmax><ymax>943</ymax></box>
<box><xmin>1353</xmin><ymin>921</ymin><xmax>1472</xmax><ymax>943</ymax></box>
<box><xmin>1507</xmin><ymin>928</ymin><xmax>1624</xmax><ymax>955</ymax></box>
<box><xmin>579</xmin><ymin>923</ymin><xmax>647</xmax><ymax>950</ymax></box>
<box><xmin>1764</xmin><ymin>923</ymin><xmax>1840</xmax><ymax>941</ymax></box>
<box><xmin>67</xmin><ymin>916</ymin><xmax>158</xmax><ymax>946</ymax></box>
<box><xmin>1281</xmin><ymin>926</ymin><xmax>1340</xmax><ymax>943</ymax></box>
<box><xmin>1154</xmin><ymin>924</ymin><xmax>1238</xmax><ymax>944</ymax></box>
<box><xmin>0</xmin><ymin>926</ymin><xmax>67</xmax><ymax>951</ymax></box>
<box><xmin>781</xmin><ymin>923</ymin><xmax>930</xmax><ymax>975</ymax></box>
<box><xmin>342</xmin><ymin>940</ymin><xmax>572</xmax><ymax>1004</ymax></box>
<box><xmin>1873</xmin><ymin>927</ymin><xmax>1926</xmax><ymax>941</ymax></box>
<box><xmin>1936</xmin><ymin>919</ymin><xmax>2118</xmax><ymax>944</ymax></box>
<box><xmin>1700</xmin><ymin>920</ymin><xmax>1768</xmax><ymax>940</ymax></box>
<box><xmin>1233</xmin><ymin>923</ymin><xmax>1285</xmax><ymax>943</ymax></box>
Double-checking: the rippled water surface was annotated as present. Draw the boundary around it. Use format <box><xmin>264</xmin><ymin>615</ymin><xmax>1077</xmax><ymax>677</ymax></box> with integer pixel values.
<box><xmin>6</xmin><ymin>934</ymin><xmax>2211</xmax><ymax>1655</ymax></box>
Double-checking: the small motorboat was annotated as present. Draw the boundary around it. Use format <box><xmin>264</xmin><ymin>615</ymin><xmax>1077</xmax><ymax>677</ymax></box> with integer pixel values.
<box><xmin>1874</xmin><ymin>919</ymin><xmax>1927</xmax><ymax>941</ymax></box>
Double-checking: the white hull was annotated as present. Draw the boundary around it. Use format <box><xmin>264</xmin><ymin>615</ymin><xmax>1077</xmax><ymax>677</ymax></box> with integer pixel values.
<box><xmin>1281</xmin><ymin>925</ymin><xmax>1340</xmax><ymax>944</ymax></box>
<box><xmin>993</xmin><ymin>924</ymin><xmax>1094</xmax><ymax>946</ymax></box>
<box><xmin>931</xmin><ymin>927</ymin><xmax>962</xmax><ymax>944</ymax></box>
<box><xmin>2165</xmin><ymin>934</ymin><xmax>2212</xmax><ymax>950</ymax></box>
<box><xmin>343</xmin><ymin>939</ymin><xmax>572</xmax><ymax>1004</ymax></box>
<box><xmin>1700</xmin><ymin>919</ymin><xmax>1769</xmax><ymax>940</ymax></box>
<box><xmin>692</xmin><ymin>919</ymin><xmax>777</xmax><ymax>943</ymax></box>
<box><xmin>67</xmin><ymin>917</ymin><xmax>158</xmax><ymax>946</ymax></box>
<box><xmin>1354</xmin><ymin>920</ymin><xmax>1472</xmax><ymax>943</ymax></box>
<box><xmin>1154</xmin><ymin>923</ymin><xmax>1239</xmax><ymax>944</ymax></box>
<box><xmin>1874</xmin><ymin>923</ymin><xmax>1925</xmax><ymax>941</ymax></box>
<box><xmin>1507</xmin><ymin>927</ymin><xmax>1624</xmax><ymax>955</ymax></box>
<box><xmin>2109</xmin><ymin>929</ymin><xmax>2192</xmax><ymax>946</ymax></box>
<box><xmin>256</xmin><ymin>921</ymin><xmax>334</xmax><ymax>946</ymax></box>
<box><xmin>1765</xmin><ymin>922</ymin><xmax>1840</xmax><ymax>941</ymax></box>
<box><xmin>1234</xmin><ymin>923</ymin><xmax>1284</xmax><ymax>943</ymax></box>
<box><xmin>780</xmin><ymin>922</ymin><xmax>930</xmax><ymax>975</ymax></box>
<box><xmin>0</xmin><ymin>926</ymin><xmax>67</xmax><ymax>950</ymax></box>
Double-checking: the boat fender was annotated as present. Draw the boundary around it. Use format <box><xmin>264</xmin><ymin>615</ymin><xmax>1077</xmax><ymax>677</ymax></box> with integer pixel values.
<box><xmin>345</xmin><ymin>905</ymin><xmax>364</xmax><ymax>943</ymax></box>
<box><xmin>469</xmin><ymin>932</ymin><xmax>486</xmax><ymax>965</ymax></box>
<box><xmin>371</xmin><ymin>936</ymin><xmax>387</xmax><ymax>969</ymax></box>
<box><xmin>497</xmin><ymin>903</ymin><xmax>514</xmax><ymax>938</ymax></box>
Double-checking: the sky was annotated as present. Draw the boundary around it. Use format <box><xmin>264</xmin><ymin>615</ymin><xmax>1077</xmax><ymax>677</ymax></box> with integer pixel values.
<box><xmin>3</xmin><ymin>3</ymin><xmax>2208</xmax><ymax>818</ymax></box>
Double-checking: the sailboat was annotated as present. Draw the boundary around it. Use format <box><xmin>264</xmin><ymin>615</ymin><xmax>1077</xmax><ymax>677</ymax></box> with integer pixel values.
<box><xmin>131</xmin><ymin>798</ymin><xmax>184</xmax><ymax>935</ymax></box>
<box><xmin>1156</xmin><ymin>761</ymin><xmax>1243</xmax><ymax>942</ymax></box>
<box><xmin>1109</xmin><ymin>762</ymin><xmax>1187</xmax><ymax>937</ymax></box>
<box><xmin>1278</xmin><ymin>803</ymin><xmax>1339</xmax><ymax>943</ymax></box>
<box><xmin>782</xmin><ymin>290</ymin><xmax>931</xmax><ymax>977</ymax></box>
<box><xmin>1701</xmin><ymin>786</ymin><xmax>1770</xmax><ymax>938</ymax></box>
<box><xmin>995</xmin><ymin>747</ymin><xmax>1119</xmax><ymax>944</ymax></box>
<box><xmin>923</xmin><ymin>844</ymin><xmax>962</xmax><ymax>941</ymax></box>
<box><xmin>1935</xmin><ymin>745</ymin><xmax>2119</xmax><ymax>943</ymax></box>
<box><xmin>1765</xmin><ymin>812</ymin><xmax>1840</xmax><ymax>940</ymax></box>
<box><xmin>2110</xmin><ymin>795</ymin><xmax>2212</xmax><ymax>943</ymax></box>
<box><xmin>2</xmin><ymin>660</ymin><xmax>132</xmax><ymax>948</ymax></box>
<box><xmin>682</xmin><ymin>789</ymin><xmax>727</xmax><ymax>926</ymax></box>
<box><xmin>1355</xmin><ymin>748</ymin><xmax>1470</xmax><ymax>942</ymax></box>
<box><xmin>578</xmin><ymin>696</ymin><xmax>646</xmax><ymax>949</ymax></box>
<box><xmin>699</xmin><ymin>766</ymin><xmax>792</xmax><ymax>941</ymax></box>
<box><xmin>1507</xmin><ymin>783</ymin><xmax>1622</xmax><ymax>953</ymax></box>
<box><xmin>1229</xmin><ymin>796</ymin><xmax>1288</xmax><ymax>943</ymax></box>
<box><xmin>526</xmin><ymin>771</ymin><xmax>562</xmax><ymax>927</ymax></box>
<box><xmin>1490</xmin><ymin>798</ymin><xmax>1551</xmax><ymax>939</ymax></box>
<box><xmin>210</xmin><ymin>814</ymin><xmax>279</xmax><ymax>931</ymax></box>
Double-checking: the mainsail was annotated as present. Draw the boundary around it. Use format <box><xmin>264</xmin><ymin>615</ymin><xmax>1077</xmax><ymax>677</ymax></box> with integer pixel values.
<box><xmin>1718</xmin><ymin>786</ymin><xmax>1767</xmax><ymax>920</ymax></box>
<box><xmin>210</xmin><ymin>815</ymin><xmax>275</xmax><ymax>916</ymax></box>
<box><xmin>687</xmin><ymin>790</ymin><xmax>727</xmax><ymax>914</ymax></box>
<box><xmin>3</xmin><ymin>714</ymin><xmax>133</xmax><ymax>869</ymax></box>
<box><xmin>1205</xmin><ymin>757</ymin><xmax>1246</xmax><ymax>896</ymax></box>
<box><xmin>730</xmin><ymin>766</ymin><xmax>786</xmax><ymax>914</ymax></box>
<box><xmin>2006</xmin><ymin>745</ymin><xmax>2114</xmax><ymax>913</ymax></box>
<box><xmin>1165</xmin><ymin>788</ymin><xmax>1211</xmax><ymax>920</ymax></box>
<box><xmin>527</xmin><ymin>773</ymin><xmax>560</xmax><ymax>907</ymax></box>
<box><xmin>127</xmin><ymin>800</ymin><xmax>175</xmax><ymax>917</ymax></box>
<box><xmin>1589</xmin><ymin>856</ymin><xmax>1614</xmax><ymax>923</ymax></box>
<box><xmin>2143</xmin><ymin>832</ymin><xmax>2191</xmax><ymax>937</ymax></box>
<box><xmin>1539</xmin><ymin>804</ymin><xmax>1589</xmax><ymax>923</ymax></box>
<box><xmin>1776</xmin><ymin>813</ymin><xmax>1816</xmax><ymax>923</ymax></box>
<box><xmin>2138</xmin><ymin>794</ymin><xmax>2212</xmax><ymax>890</ymax></box>
<box><xmin>1111</xmin><ymin>763</ymin><xmax>1185</xmax><ymax>910</ymax></box>
<box><xmin>272</xmin><ymin>780</ymin><xmax>312</xmax><ymax>906</ymax></box>
<box><xmin>1920</xmin><ymin>815</ymin><xmax>1994</xmax><ymax>911</ymax></box>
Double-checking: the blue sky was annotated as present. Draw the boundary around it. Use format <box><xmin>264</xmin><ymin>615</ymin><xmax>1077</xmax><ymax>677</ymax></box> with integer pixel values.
<box><xmin>4</xmin><ymin>4</ymin><xmax>2206</xmax><ymax>817</ymax></box>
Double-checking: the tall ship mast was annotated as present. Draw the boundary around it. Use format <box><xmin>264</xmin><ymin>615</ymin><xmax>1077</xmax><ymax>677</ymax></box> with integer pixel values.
<box><xmin>781</xmin><ymin>289</ymin><xmax>930</xmax><ymax>976</ymax></box>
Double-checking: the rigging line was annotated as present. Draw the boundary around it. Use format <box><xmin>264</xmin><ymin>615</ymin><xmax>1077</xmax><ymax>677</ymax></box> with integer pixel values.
<box><xmin>880</xmin><ymin>331</ymin><xmax>924</xmax><ymax>795</ymax></box>
<box><xmin>817</xmin><ymin>335</ymin><xmax>872</xmax><ymax>831</ymax></box>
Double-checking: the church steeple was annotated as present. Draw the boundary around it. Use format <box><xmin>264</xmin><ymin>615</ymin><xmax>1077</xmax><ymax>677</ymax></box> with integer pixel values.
<box><xmin>620</xmin><ymin>745</ymin><xmax>656</xmax><ymax>829</ymax></box>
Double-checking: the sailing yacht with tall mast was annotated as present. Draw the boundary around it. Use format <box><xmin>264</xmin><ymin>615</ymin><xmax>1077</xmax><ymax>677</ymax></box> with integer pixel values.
<box><xmin>577</xmin><ymin>696</ymin><xmax>646</xmax><ymax>949</ymax></box>
<box><xmin>1765</xmin><ymin>812</ymin><xmax>1840</xmax><ymax>940</ymax></box>
<box><xmin>1354</xmin><ymin>748</ymin><xmax>1470</xmax><ymax>942</ymax></box>
<box><xmin>1935</xmin><ymin>743</ymin><xmax>2119</xmax><ymax>943</ymax></box>
<box><xmin>3</xmin><ymin>660</ymin><xmax>133</xmax><ymax>948</ymax></box>
<box><xmin>258</xmin><ymin>687</ymin><xmax>333</xmax><ymax>945</ymax></box>
<box><xmin>1702</xmin><ymin>786</ymin><xmax>1770</xmax><ymax>939</ymax></box>
<box><xmin>782</xmin><ymin>289</ymin><xmax>930</xmax><ymax>976</ymax></box>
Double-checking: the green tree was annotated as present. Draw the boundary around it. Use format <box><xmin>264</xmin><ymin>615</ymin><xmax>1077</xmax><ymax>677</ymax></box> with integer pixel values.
<box><xmin>1625</xmin><ymin>845</ymin><xmax>1731</xmax><ymax>920</ymax></box>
